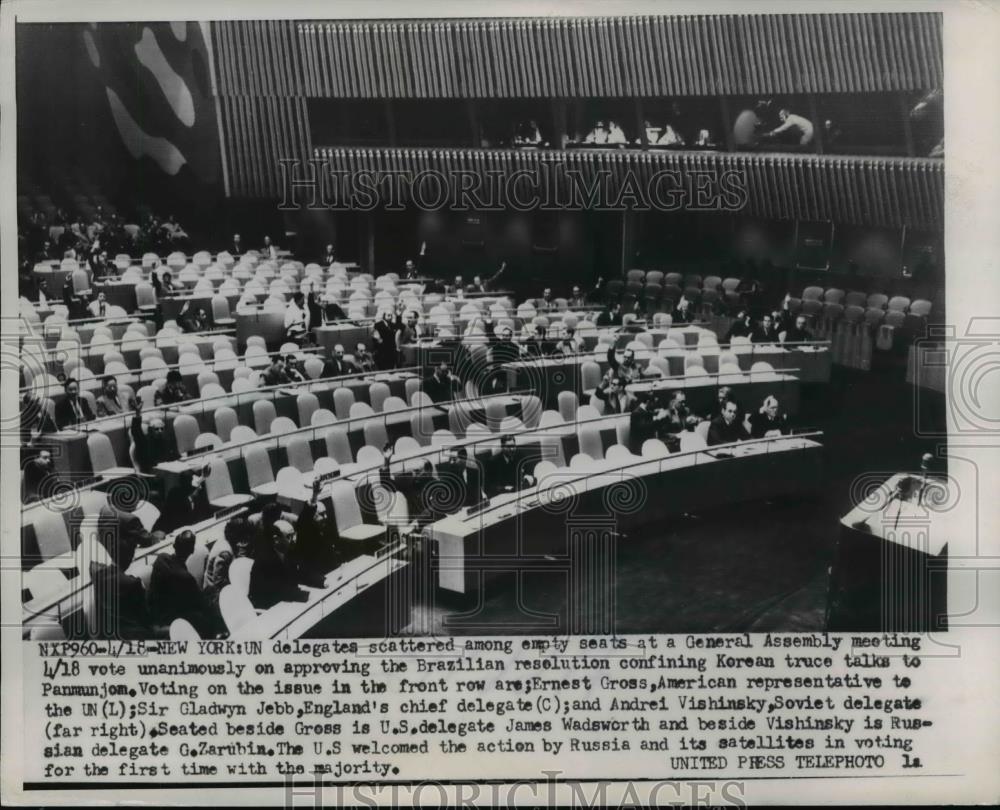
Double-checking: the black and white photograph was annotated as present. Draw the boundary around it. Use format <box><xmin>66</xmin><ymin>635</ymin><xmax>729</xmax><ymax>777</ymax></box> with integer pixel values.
<box><xmin>3</xmin><ymin>1</ymin><xmax>998</xmax><ymax>805</ymax></box>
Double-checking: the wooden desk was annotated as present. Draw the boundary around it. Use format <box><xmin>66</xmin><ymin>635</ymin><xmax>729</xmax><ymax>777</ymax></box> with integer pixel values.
<box><xmin>425</xmin><ymin>435</ymin><xmax>824</xmax><ymax>595</ymax></box>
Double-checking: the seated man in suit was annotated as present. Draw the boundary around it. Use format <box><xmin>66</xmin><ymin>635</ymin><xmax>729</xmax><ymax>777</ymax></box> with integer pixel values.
<box><xmin>435</xmin><ymin>447</ymin><xmax>485</xmax><ymax>510</ymax></box>
<box><xmin>130</xmin><ymin>399</ymin><xmax>179</xmax><ymax>473</ymax></box>
<box><xmin>705</xmin><ymin>385</ymin><xmax>738</xmax><ymax>424</ymax></box>
<box><xmin>594</xmin><ymin>376</ymin><xmax>635</xmax><ymax>415</ymax></box>
<box><xmin>88</xmin><ymin>530</ymin><xmax>151</xmax><ymax>640</ymax></box>
<box><xmin>522</xmin><ymin>323</ymin><xmax>551</xmax><ymax>357</ymax></box>
<box><xmin>708</xmin><ymin>399</ymin><xmax>749</xmax><ymax>446</ymax></box>
<box><xmin>751</xmin><ymin>313</ymin><xmax>780</xmax><ymax>344</ymax></box>
<box><xmin>321</xmin><ymin>344</ymin><xmax>358</xmax><ymax>378</ymax></box>
<box><xmin>87</xmin><ymin>291</ymin><xmax>110</xmax><ymax>318</ymax></box>
<box><xmin>354</xmin><ymin>342</ymin><xmax>377</xmax><ymax>373</ymax></box>
<box><xmin>54</xmin><ymin>377</ymin><xmax>95</xmax><ymax>429</ymax></box>
<box><xmin>321</xmin><ymin>294</ymin><xmax>348</xmax><ymax>323</ymax></box>
<box><xmin>147</xmin><ymin>530</ymin><xmax>217</xmax><ymax>637</ymax></box>
<box><xmin>249</xmin><ymin>522</ymin><xmax>309</xmax><ymax>610</ymax></box>
<box><xmin>260</xmin><ymin>355</ymin><xmax>291</xmax><ymax>387</ymax></box>
<box><xmin>284</xmin><ymin>354</ymin><xmax>308</xmax><ymax>383</ymax></box>
<box><xmin>628</xmin><ymin>392</ymin><xmax>671</xmax><ymax>454</ymax></box>
<box><xmin>596</xmin><ymin>301</ymin><xmax>623</xmax><ymax>327</ymax></box>
<box><xmin>95</xmin><ymin>374</ymin><xmax>127</xmax><ymax>417</ymax></box>
<box><xmin>156</xmin><ymin>468</ymin><xmax>210</xmax><ymax>533</ymax></box>
<box><xmin>23</xmin><ymin>449</ymin><xmax>58</xmax><ymax>503</ymax></box>
<box><xmin>663</xmin><ymin>390</ymin><xmax>692</xmax><ymax>434</ymax></box>
<box><xmin>724</xmin><ymin>310</ymin><xmax>753</xmax><ymax>342</ymax></box>
<box><xmin>607</xmin><ymin>345</ymin><xmax>640</xmax><ymax>384</ymax></box>
<box><xmin>484</xmin><ymin>435</ymin><xmax>534</xmax><ymax>497</ymax></box>
<box><xmin>567</xmin><ymin>285</ymin><xmax>588</xmax><ymax>310</ymax></box>
<box><xmin>155</xmin><ymin>369</ymin><xmax>190</xmax><ymax>405</ymax></box>
<box><xmin>780</xmin><ymin>314</ymin><xmax>814</xmax><ymax>344</ymax></box>
<box><xmin>553</xmin><ymin>325</ymin><xmax>584</xmax><ymax>356</ymax></box>
<box><xmin>747</xmin><ymin>395</ymin><xmax>790</xmax><ymax>438</ymax></box>
<box><xmin>423</xmin><ymin>361</ymin><xmax>460</xmax><ymax>404</ymax></box>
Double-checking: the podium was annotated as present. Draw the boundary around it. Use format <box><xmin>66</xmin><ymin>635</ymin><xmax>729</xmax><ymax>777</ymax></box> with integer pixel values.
<box><xmin>827</xmin><ymin>473</ymin><xmax>949</xmax><ymax>632</ymax></box>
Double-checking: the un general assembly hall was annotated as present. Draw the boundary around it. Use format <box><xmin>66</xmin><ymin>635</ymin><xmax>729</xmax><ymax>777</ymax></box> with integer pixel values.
<box><xmin>16</xmin><ymin>12</ymin><xmax>950</xmax><ymax>641</ymax></box>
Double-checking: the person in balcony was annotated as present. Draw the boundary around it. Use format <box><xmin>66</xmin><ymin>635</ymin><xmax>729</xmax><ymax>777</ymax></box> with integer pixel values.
<box><xmin>763</xmin><ymin>108</ymin><xmax>815</xmax><ymax>146</ymax></box>
<box><xmin>583</xmin><ymin>120</ymin><xmax>609</xmax><ymax>145</ymax></box>
<box><xmin>606</xmin><ymin>120</ymin><xmax>628</xmax><ymax>145</ymax></box>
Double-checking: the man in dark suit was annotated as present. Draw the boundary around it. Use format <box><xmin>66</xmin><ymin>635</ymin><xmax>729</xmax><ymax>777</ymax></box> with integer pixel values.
<box><xmin>156</xmin><ymin>469</ymin><xmax>210</xmax><ymax>533</ymax></box>
<box><xmin>594</xmin><ymin>377</ymin><xmax>635</xmax><ymax>415</ymax></box>
<box><xmin>607</xmin><ymin>345</ymin><xmax>640</xmax><ymax>384</ymax></box>
<box><xmin>596</xmin><ymin>302</ymin><xmax>623</xmax><ymax>327</ymax></box>
<box><xmin>751</xmin><ymin>313</ymin><xmax>780</xmax><ymax>344</ymax></box>
<box><xmin>628</xmin><ymin>392</ymin><xmax>671</xmax><ymax>454</ymax></box>
<box><xmin>705</xmin><ymin>385</ymin><xmax>738</xmax><ymax>424</ymax></box>
<box><xmin>322</xmin><ymin>244</ymin><xmax>337</xmax><ymax>266</ymax></box>
<box><xmin>724</xmin><ymin>310</ymin><xmax>753</xmax><ymax>342</ymax></box>
<box><xmin>747</xmin><ymin>395</ymin><xmax>790</xmax><ymax>438</ymax></box>
<box><xmin>230</xmin><ymin>233</ymin><xmax>244</xmax><ymax>256</ymax></box>
<box><xmin>89</xmin><ymin>558</ymin><xmax>151</xmax><ymax>640</ymax></box>
<box><xmin>423</xmin><ymin>361</ymin><xmax>460</xmax><ymax>404</ymax></box>
<box><xmin>484</xmin><ymin>435</ymin><xmax>533</xmax><ymax>497</ymax></box>
<box><xmin>436</xmin><ymin>448</ymin><xmax>485</xmax><ymax>510</ymax></box>
<box><xmin>663</xmin><ymin>390</ymin><xmax>691</xmax><ymax>434</ymax></box>
<box><xmin>147</xmin><ymin>530</ymin><xmax>217</xmax><ymax>637</ymax></box>
<box><xmin>249</xmin><ymin>523</ymin><xmax>309</xmax><ymax>610</ymax></box>
<box><xmin>54</xmin><ymin>378</ymin><xmax>94</xmax><ymax>430</ymax></box>
<box><xmin>372</xmin><ymin>310</ymin><xmax>398</xmax><ymax>370</ymax></box>
<box><xmin>780</xmin><ymin>314</ymin><xmax>814</xmax><ymax>344</ymax></box>
<box><xmin>130</xmin><ymin>401</ymin><xmax>178</xmax><ymax>473</ymax></box>
<box><xmin>321</xmin><ymin>344</ymin><xmax>358</xmax><ymax>378</ymax></box>
<box><xmin>708</xmin><ymin>400</ymin><xmax>749</xmax><ymax>446</ymax></box>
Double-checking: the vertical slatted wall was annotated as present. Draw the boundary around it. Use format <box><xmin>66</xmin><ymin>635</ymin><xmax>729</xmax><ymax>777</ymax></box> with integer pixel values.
<box><xmin>211</xmin><ymin>13</ymin><xmax>943</xmax><ymax>211</ymax></box>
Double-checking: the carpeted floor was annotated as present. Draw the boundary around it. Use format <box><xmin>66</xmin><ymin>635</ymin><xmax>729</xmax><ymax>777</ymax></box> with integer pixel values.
<box><xmin>407</xmin><ymin>357</ymin><xmax>948</xmax><ymax>636</ymax></box>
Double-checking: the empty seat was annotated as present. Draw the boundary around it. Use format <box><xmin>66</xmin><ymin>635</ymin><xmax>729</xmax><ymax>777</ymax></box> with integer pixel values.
<box><xmin>270</xmin><ymin>416</ymin><xmax>297</xmax><ymax>435</ymax></box>
<box><xmin>252</xmin><ymin>400</ymin><xmax>277</xmax><ymax>434</ymax></box>
<box><xmin>173</xmin><ymin>414</ymin><xmax>200</xmax><ymax>455</ymax></box>
<box><xmin>888</xmin><ymin>296</ymin><xmax>911</xmax><ymax>312</ymax></box>
<box><xmin>802</xmin><ymin>286</ymin><xmax>824</xmax><ymax>301</ymax></box>
<box><xmin>205</xmin><ymin>458</ymin><xmax>253</xmax><ymax>509</ymax></box>
<box><xmin>86</xmin><ymin>432</ymin><xmax>133</xmax><ymax>476</ymax></box>
<box><xmin>867</xmin><ymin>293</ymin><xmax>889</xmax><ymax>310</ymax></box>
<box><xmin>296</xmin><ymin>392</ymin><xmax>319</xmax><ymax>427</ymax></box>
<box><xmin>328</xmin><ymin>481</ymin><xmax>386</xmax><ymax>543</ymax></box>
<box><xmin>244</xmin><ymin>445</ymin><xmax>278</xmax><ymax>496</ymax></box>
<box><xmin>194</xmin><ymin>432</ymin><xmax>223</xmax><ymax>451</ymax></box>
<box><xmin>284</xmin><ymin>436</ymin><xmax>314</xmax><ymax>473</ymax></box>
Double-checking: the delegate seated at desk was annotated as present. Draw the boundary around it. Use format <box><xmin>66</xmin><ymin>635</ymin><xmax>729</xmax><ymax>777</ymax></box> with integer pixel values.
<box><xmin>148</xmin><ymin>530</ymin><xmax>219</xmax><ymax>637</ymax></box>
<box><xmin>707</xmin><ymin>400</ymin><xmax>750</xmax><ymax>446</ymax></box>
<box><xmin>436</xmin><ymin>448</ymin><xmax>485</xmax><ymax>509</ymax></box>
<box><xmin>747</xmin><ymin>395</ymin><xmax>790</xmax><ymax>438</ymax></box>
<box><xmin>484</xmin><ymin>435</ymin><xmax>535</xmax><ymax>497</ymax></box>
<box><xmin>628</xmin><ymin>392</ymin><xmax>672</xmax><ymax>454</ymax></box>
<box><xmin>594</xmin><ymin>376</ymin><xmax>636</xmax><ymax>415</ymax></box>
<box><xmin>423</xmin><ymin>361</ymin><xmax>460</xmax><ymax>404</ymax></box>
<box><xmin>321</xmin><ymin>344</ymin><xmax>359</xmax><ymax>378</ymax></box>
<box><xmin>249</xmin><ymin>521</ymin><xmax>310</xmax><ymax>610</ymax></box>
<box><xmin>54</xmin><ymin>378</ymin><xmax>94</xmax><ymax>429</ymax></box>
